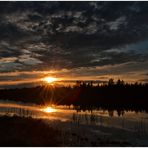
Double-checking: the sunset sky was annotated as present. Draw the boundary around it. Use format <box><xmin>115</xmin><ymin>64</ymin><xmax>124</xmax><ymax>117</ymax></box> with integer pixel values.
<box><xmin>0</xmin><ymin>1</ymin><xmax>148</xmax><ymax>88</ymax></box>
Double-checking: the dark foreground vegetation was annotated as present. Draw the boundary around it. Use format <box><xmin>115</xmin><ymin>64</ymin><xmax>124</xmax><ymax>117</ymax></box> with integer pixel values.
<box><xmin>0</xmin><ymin>79</ymin><xmax>148</xmax><ymax>112</ymax></box>
<box><xmin>0</xmin><ymin>115</ymin><xmax>135</xmax><ymax>147</ymax></box>
<box><xmin>0</xmin><ymin>115</ymin><xmax>60</xmax><ymax>146</ymax></box>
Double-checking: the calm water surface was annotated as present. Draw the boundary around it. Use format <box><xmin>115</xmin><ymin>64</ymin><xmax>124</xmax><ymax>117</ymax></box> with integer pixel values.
<box><xmin>0</xmin><ymin>100</ymin><xmax>148</xmax><ymax>132</ymax></box>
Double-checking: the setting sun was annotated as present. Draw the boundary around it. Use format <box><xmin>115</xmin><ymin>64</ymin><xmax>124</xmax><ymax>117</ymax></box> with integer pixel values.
<box><xmin>42</xmin><ymin>77</ymin><xmax>57</xmax><ymax>83</ymax></box>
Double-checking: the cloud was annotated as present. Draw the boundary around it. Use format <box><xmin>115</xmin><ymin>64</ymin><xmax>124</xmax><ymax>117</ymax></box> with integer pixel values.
<box><xmin>18</xmin><ymin>54</ymin><xmax>42</xmax><ymax>66</ymax></box>
<box><xmin>107</xmin><ymin>16</ymin><xmax>127</xmax><ymax>30</ymax></box>
<box><xmin>0</xmin><ymin>57</ymin><xmax>17</xmax><ymax>63</ymax></box>
<box><xmin>0</xmin><ymin>1</ymin><xmax>148</xmax><ymax>85</ymax></box>
<box><xmin>138</xmin><ymin>79</ymin><xmax>148</xmax><ymax>83</ymax></box>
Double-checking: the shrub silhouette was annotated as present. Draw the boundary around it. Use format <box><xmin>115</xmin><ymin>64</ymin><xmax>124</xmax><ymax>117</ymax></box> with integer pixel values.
<box><xmin>0</xmin><ymin>115</ymin><xmax>61</xmax><ymax>146</ymax></box>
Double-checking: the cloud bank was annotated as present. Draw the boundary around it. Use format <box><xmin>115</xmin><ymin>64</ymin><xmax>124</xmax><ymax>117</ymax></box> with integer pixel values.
<box><xmin>0</xmin><ymin>2</ymin><xmax>148</xmax><ymax>87</ymax></box>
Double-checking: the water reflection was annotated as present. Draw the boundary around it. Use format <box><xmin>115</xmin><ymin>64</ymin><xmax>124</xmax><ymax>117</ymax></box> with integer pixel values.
<box><xmin>108</xmin><ymin>110</ymin><xmax>114</xmax><ymax>117</ymax></box>
<box><xmin>108</xmin><ymin>110</ymin><xmax>125</xmax><ymax>117</ymax></box>
<box><xmin>41</xmin><ymin>107</ymin><xmax>56</xmax><ymax>113</ymax></box>
<box><xmin>0</xmin><ymin>100</ymin><xmax>148</xmax><ymax>133</ymax></box>
<box><xmin>0</xmin><ymin>100</ymin><xmax>147</xmax><ymax>119</ymax></box>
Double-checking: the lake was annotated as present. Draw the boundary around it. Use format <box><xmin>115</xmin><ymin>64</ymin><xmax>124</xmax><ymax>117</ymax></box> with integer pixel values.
<box><xmin>0</xmin><ymin>100</ymin><xmax>148</xmax><ymax>134</ymax></box>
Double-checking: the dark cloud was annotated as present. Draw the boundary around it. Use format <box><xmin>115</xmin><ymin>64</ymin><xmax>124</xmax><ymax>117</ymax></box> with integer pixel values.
<box><xmin>0</xmin><ymin>1</ymin><xmax>148</xmax><ymax>84</ymax></box>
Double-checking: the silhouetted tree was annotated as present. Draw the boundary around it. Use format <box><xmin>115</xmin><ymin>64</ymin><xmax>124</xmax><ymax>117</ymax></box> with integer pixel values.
<box><xmin>108</xmin><ymin>78</ymin><xmax>114</xmax><ymax>86</ymax></box>
<box><xmin>0</xmin><ymin>79</ymin><xmax>148</xmax><ymax>112</ymax></box>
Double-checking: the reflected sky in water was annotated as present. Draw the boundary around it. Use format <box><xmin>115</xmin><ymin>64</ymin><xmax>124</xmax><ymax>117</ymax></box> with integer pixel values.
<box><xmin>0</xmin><ymin>100</ymin><xmax>148</xmax><ymax>130</ymax></box>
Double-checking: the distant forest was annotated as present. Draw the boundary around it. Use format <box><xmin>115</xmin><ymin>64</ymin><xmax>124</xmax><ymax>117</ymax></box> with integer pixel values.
<box><xmin>0</xmin><ymin>79</ymin><xmax>148</xmax><ymax>112</ymax></box>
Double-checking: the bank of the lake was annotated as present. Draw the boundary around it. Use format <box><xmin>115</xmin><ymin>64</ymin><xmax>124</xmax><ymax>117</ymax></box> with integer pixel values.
<box><xmin>0</xmin><ymin>100</ymin><xmax>148</xmax><ymax>146</ymax></box>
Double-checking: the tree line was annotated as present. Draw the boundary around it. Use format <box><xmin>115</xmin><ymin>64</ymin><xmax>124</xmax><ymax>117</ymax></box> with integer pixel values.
<box><xmin>0</xmin><ymin>79</ymin><xmax>148</xmax><ymax>112</ymax></box>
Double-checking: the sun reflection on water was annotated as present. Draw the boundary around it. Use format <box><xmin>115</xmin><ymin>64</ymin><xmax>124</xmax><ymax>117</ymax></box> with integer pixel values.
<box><xmin>41</xmin><ymin>107</ymin><xmax>56</xmax><ymax>113</ymax></box>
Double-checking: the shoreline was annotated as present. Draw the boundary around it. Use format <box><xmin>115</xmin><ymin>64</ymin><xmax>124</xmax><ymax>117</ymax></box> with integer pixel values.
<box><xmin>0</xmin><ymin>115</ymin><xmax>148</xmax><ymax>146</ymax></box>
